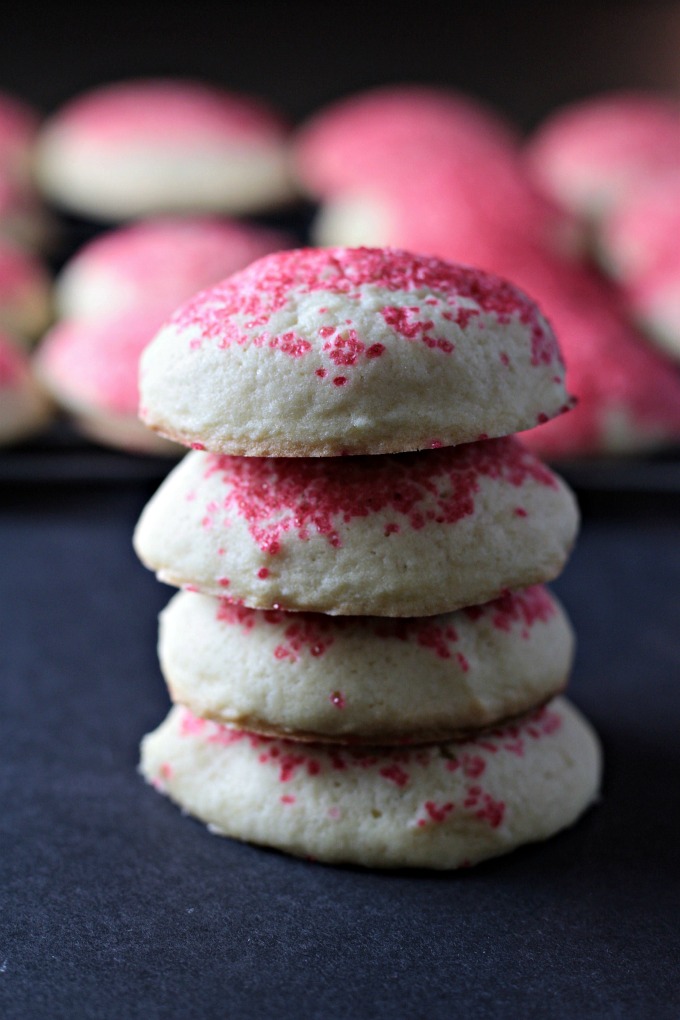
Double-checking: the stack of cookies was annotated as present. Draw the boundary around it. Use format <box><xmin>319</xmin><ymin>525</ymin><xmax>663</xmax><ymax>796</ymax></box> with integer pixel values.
<box><xmin>134</xmin><ymin>246</ymin><xmax>601</xmax><ymax>870</ymax></box>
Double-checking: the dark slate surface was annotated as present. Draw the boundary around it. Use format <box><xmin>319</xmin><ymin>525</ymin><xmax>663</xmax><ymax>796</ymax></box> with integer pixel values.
<box><xmin>2</xmin><ymin>477</ymin><xmax>679</xmax><ymax>1019</ymax></box>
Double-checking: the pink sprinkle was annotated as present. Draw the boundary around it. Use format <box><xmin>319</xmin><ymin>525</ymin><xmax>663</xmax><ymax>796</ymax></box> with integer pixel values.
<box><xmin>514</xmin><ymin>507</ymin><xmax>528</xmax><ymax>517</ymax></box>
<box><xmin>384</xmin><ymin>522</ymin><xmax>400</xmax><ymax>536</ymax></box>
<box><xmin>456</xmin><ymin>652</ymin><xmax>470</xmax><ymax>673</ymax></box>
<box><xmin>461</xmin><ymin>754</ymin><xmax>485</xmax><ymax>778</ymax></box>
<box><xmin>315</xmin><ymin>368</ymin><xmax>327</xmax><ymax>378</ymax></box>
<box><xmin>279</xmin><ymin>754</ymin><xmax>306</xmax><ymax>782</ymax></box>
<box><xmin>160</xmin><ymin>762</ymin><xmax>173</xmax><ymax>779</ymax></box>
<box><xmin>366</xmin><ymin>342</ymin><xmax>386</xmax><ymax>358</ymax></box>
<box><xmin>379</xmin><ymin>763</ymin><xmax>410</xmax><ymax>787</ymax></box>
<box><xmin>280</xmin><ymin>794</ymin><xmax>296</xmax><ymax>804</ymax></box>
<box><xmin>333</xmin><ymin>376</ymin><xmax>347</xmax><ymax>386</ymax></box>
<box><xmin>257</xmin><ymin>567</ymin><xmax>270</xmax><ymax>579</ymax></box>
<box><xmin>330</xmin><ymin>691</ymin><xmax>346</xmax><ymax>709</ymax></box>
<box><xmin>475</xmin><ymin>794</ymin><xmax>505</xmax><ymax>829</ymax></box>
<box><xmin>218</xmin><ymin>577</ymin><xmax>230</xmax><ymax>587</ymax></box>
<box><xmin>191</xmin><ymin>441</ymin><xmax>206</xmax><ymax>451</ymax></box>
<box><xmin>424</xmin><ymin>800</ymin><xmax>455</xmax><ymax>823</ymax></box>
<box><xmin>179</xmin><ymin>711</ymin><xmax>206</xmax><ymax>736</ymax></box>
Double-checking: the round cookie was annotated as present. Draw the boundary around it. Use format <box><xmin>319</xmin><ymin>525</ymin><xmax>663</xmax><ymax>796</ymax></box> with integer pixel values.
<box><xmin>0</xmin><ymin>331</ymin><xmax>52</xmax><ymax>445</ymax></box>
<box><xmin>158</xmin><ymin>585</ymin><xmax>574</xmax><ymax>744</ymax></box>
<box><xmin>526</xmin><ymin>91</ymin><xmax>680</xmax><ymax>224</ymax></box>
<box><xmin>35</xmin><ymin>79</ymin><xmax>296</xmax><ymax>220</ymax></box>
<box><xmin>133</xmin><ymin>439</ymin><xmax>579</xmax><ymax>616</ymax></box>
<box><xmin>139</xmin><ymin>246</ymin><xmax>572</xmax><ymax>456</ymax></box>
<box><xmin>311</xmin><ymin>169</ymin><xmax>579</xmax><ymax>266</ymax></box>
<box><xmin>140</xmin><ymin>697</ymin><xmax>602</xmax><ymax>870</ymax></box>
<box><xmin>0</xmin><ymin>239</ymin><xmax>52</xmax><ymax>342</ymax></box>
<box><xmin>35</xmin><ymin>308</ymin><xmax>180</xmax><ymax>455</ymax></box>
<box><xmin>291</xmin><ymin>84</ymin><xmax>520</xmax><ymax>200</ymax></box>
<box><xmin>508</xmin><ymin>256</ymin><xmax>680</xmax><ymax>458</ymax></box>
<box><xmin>54</xmin><ymin>217</ymin><xmax>292</xmax><ymax>321</ymax></box>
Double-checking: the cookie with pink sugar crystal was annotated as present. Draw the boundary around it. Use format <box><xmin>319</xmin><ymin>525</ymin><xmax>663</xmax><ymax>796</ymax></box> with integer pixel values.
<box><xmin>133</xmin><ymin>439</ymin><xmax>579</xmax><ymax>616</ymax></box>
<box><xmin>291</xmin><ymin>84</ymin><xmax>520</xmax><ymax>200</ymax></box>
<box><xmin>35</xmin><ymin>79</ymin><xmax>296</xmax><ymax>220</ymax></box>
<box><xmin>55</xmin><ymin>217</ymin><xmax>291</xmax><ymax>322</ymax></box>
<box><xmin>526</xmin><ymin>91</ymin><xmax>680</xmax><ymax>224</ymax></box>
<box><xmin>158</xmin><ymin>586</ymin><xmax>573</xmax><ymax>744</ymax></box>
<box><xmin>139</xmin><ymin>247</ymin><xmax>572</xmax><ymax>456</ymax></box>
<box><xmin>35</xmin><ymin>307</ymin><xmax>180</xmax><ymax>455</ymax></box>
<box><xmin>139</xmin><ymin>696</ymin><xmax>601</xmax><ymax>869</ymax></box>
<box><xmin>0</xmin><ymin>332</ymin><xmax>52</xmax><ymax>445</ymax></box>
<box><xmin>505</xmin><ymin>254</ymin><xmax>680</xmax><ymax>458</ymax></box>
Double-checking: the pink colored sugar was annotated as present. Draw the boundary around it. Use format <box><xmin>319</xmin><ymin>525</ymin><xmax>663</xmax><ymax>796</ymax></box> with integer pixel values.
<box><xmin>211</xmin><ymin>584</ymin><xmax>556</xmax><ymax>661</ymax></box>
<box><xmin>172</xmin><ymin>247</ymin><xmax>560</xmax><ymax>372</ymax></box>
<box><xmin>56</xmin><ymin>80</ymin><xmax>289</xmax><ymax>145</ymax></box>
<box><xmin>202</xmin><ymin>437</ymin><xmax>557</xmax><ymax>554</ymax></box>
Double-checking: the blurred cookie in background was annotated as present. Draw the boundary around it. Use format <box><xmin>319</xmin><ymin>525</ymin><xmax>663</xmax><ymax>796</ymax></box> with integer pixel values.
<box><xmin>513</xmin><ymin>253</ymin><xmax>680</xmax><ymax>459</ymax></box>
<box><xmin>54</xmin><ymin>216</ymin><xmax>293</xmax><ymax>321</ymax></box>
<box><xmin>525</xmin><ymin>91</ymin><xmax>680</xmax><ymax>229</ymax></box>
<box><xmin>598</xmin><ymin>172</ymin><xmax>680</xmax><ymax>361</ymax></box>
<box><xmin>35</xmin><ymin>79</ymin><xmax>298</xmax><ymax>221</ymax></box>
<box><xmin>292</xmin><ymin>84</ymin><xmax>520</xmax><ymax>199</ymax></box>
<box><xmin>34</xmin><ymin>307</ymin><xmax>181</xmax><ymax>455</ymax></box>
<box><xmin>0</xmin><ymin>330</ymin><xmax>52</xmax><ymax>445</ymax></box>
<box><xmin>0</xmin><ymin>238</ymin><xmax>52</xmax><ymax>343</ymax></box>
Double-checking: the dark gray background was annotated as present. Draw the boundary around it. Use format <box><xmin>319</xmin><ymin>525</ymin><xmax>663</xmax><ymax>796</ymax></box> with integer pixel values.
<box><xmin>3</xmin><ymin>1</ymin><xmax>680</xmax><ymax>127</ymax></box>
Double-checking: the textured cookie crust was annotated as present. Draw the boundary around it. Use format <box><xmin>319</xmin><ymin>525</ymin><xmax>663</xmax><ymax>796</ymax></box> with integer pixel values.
<box><xmin>35</xmin><ymin>80</ymin><xmax>296</xmax><ymax>219</ymax></box>
<box><xmin>140</xmin><ymin>697</ymin><xmax>601</xmax><ymax>870</ymax></box>
<box><xmin>133</xmin><ymin>440</ymin><xmax>579</xmax><ymax>616</ymax></box>
<box><xmin>138</xmin><ymin>247</ymin><xmax>571</xmax><ymax>456</ymax></box>
<box><xmin>158</xmin><ymin>586</ymin><xmax>574</xmax><ymax>743</ymax></box>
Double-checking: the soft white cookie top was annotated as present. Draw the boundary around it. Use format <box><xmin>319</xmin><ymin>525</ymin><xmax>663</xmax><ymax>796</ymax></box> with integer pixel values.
<box><xmin>140</xmin><ymin>246</ymin><xmax>572</xmax><ymax>456</ymax></box>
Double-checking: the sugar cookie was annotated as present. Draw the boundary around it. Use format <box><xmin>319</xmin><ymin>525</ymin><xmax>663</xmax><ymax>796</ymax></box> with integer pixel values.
<box><xmin>36</xmin><ymin>79</ymin><xmax>296</xmax><ymax>219</ymax></box>
<box><xmin>139</xmin><ymin>246</ymin><xmax>572</xmax><ymax>456</ymax></box>
<box><xmin>158</xmin><ymin>586</ymin><xmax>573</xmax><ymax>744</ymax></box>
<box><xmin>140</xmin><ymin>697</ymin><xmax>601</xmax><ymax>869</ymax></box>
<box><xmin>133</xmin><ymin>440</ymin><xmax>579</xmax><ymax>616</ymax></box>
